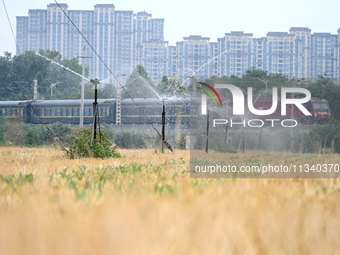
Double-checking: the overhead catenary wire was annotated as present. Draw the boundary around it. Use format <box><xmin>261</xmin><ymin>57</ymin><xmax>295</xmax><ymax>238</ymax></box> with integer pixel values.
<box><xmin>2</xmin><ymin>0</ymin><xmax>19</xmax><ymax>55</ymax></box>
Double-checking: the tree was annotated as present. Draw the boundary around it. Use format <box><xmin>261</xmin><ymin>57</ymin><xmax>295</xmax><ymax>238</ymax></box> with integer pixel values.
<box><xmin>99</xmin><ymin>83</ymin><xmax>116</xmax><ymax>99</ymax></box>
<box><xmin>122</xmin><ymin>65</ymin><xmax>156</xmax><ymax>98</ymax></box>
<box><xmin>0</xmin><ymin>50</ymin><xmax>87</xmax><ymax>100</ymax></box>
<box><xmin>0</xmin><ymin>52</ymin><xmax>14</xmax><ymax>100</ymax></box>
<box><xmin>11</xmin><ymin>51</ymin><xmax>50</xmax><ymax>100</ymax></box>
<box><xmin>156</xmin><ymin>75</ymin><xmax>169</xmax><ymax>95</ymax></box>
<box><xmin>243</xmin><ymin>67</ymin><xmax>269</xmax><ymax>78</ymax></box>
<box><xmin>157</xmin><ymin>76</ymin><xmax>188</xmax><ymax>97</ymax></box>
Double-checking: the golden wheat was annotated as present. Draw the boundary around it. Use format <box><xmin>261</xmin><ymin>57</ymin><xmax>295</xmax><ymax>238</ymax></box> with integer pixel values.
<box><xmin>0</xmin><ymin>147</ymin><xmax>340</xmax><ymax>255</ymax></box>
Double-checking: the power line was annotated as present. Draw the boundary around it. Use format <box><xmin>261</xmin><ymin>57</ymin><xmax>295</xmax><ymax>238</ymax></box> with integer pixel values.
<box><xmin>2</xmin><ymin>0</ymin><xmax>20</xmax><ymax>55</ymax></box>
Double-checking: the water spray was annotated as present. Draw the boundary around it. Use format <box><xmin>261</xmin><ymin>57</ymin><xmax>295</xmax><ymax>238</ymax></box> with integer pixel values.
<box><xmin>35</xmin><ymin>52</ymin><xmax>90</xmax><ymax>82</ymax></box>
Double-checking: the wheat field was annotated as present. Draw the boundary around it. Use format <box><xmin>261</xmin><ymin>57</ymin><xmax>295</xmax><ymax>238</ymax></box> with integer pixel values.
<box><xmin>1</xmin><ymin>147</ymin><xmax>340</xmax><ymax>255</ymax></box>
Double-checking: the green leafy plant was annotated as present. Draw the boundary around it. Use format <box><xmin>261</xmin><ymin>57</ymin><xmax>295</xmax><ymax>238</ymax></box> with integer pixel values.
<box><xmin>24</xmin><ymin>129</ymin><xmax>38</xmax><ymax>147</ymax></box>
<box><xmin>114</xmin><ymin>131</ymin><xmax>147</xmax><ymax>149</ymax></box>
<box><xmin>215</xmin><ymin>143</ymin><xmax>237</xmax><ymax>154</ymax></box>
<box><xmin>334</xmin><ymin>135</ymin><xmax>340</xmax><ymax>153</ymax></box>
<box><xmin>0</xmin><ymin>119</ymin><xmax>4</xmax><ymax>146</ymax></box>
<box><xmin>66</xmin><ymin>128</ymin><xmax>120</xmax><ymax>159</ymax></box>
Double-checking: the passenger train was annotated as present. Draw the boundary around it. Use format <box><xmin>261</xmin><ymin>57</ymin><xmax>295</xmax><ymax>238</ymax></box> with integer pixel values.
<box><xmin>0</xmin><ymin>97</ymin><xmax>331</xmax><ymax>126</ymax></box>
<box><xmin>0</xmin><ymin>98</ymin><xmax>192</xmax><ymax>125</ymax></box>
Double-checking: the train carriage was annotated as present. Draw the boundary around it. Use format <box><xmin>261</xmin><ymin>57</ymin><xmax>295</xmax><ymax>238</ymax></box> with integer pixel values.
<box><xmin>0</xmin><ymin>101</ymin><xmax>26</xmax><ymax>122</ymax></box>
<box><xmin>29</xmin><ymin>99</ymin><xmax>112</xmax><ymax>124</ymax></box>
<box><xmin>120</xmin><ymin>98</ymin><xmax>191</xmax><ymax>126</ymax></box>
<box><xmin>0</xmin><ymin>97</ymin><xmax>330</xmax><ymax>126</ymax></box>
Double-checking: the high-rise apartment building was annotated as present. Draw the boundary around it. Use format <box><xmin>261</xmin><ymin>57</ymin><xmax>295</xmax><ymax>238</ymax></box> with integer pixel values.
<box><xmin>16</xmin><ymin>3</ymin><xmax>164</xmax><ymax>83</ymax></box>
<box><xmin>114</xmin><ymin>10</ymin><xmax>134</xmax><ymax>75</ymax></box>
<box><xmin>16</xmin><ymin>3</ymin><xmax>340</xmax><ymax>85</ymax></box>
<box><xmin>217</xmin><ymin>31</ymin><xmax>253</xmax><ymax>77</ymax></box>
<box><xmin>311</xmin><ymin>32</ymin><xmax>339</xmax><ymax>79</ymax></box>
<box><xmin>46</xmin><ymin>4</ymin><xmax>69</xmax><ymax>58</ymax></box>
<box><xmin>265</xmin><ymin>32</ymin><xmax>295</xmax><ymax>77</ymax></box>
<box><xmin>176</xmin><ymin>35</ymin><xmax>216</xmax><ymax>83</ymax></box>
<box><xmin>16</xmin><ymin>16</ymin><xmax>29</xmax><ymax>54</ymax></box>
<box><xmin>27</xmin><ymin>9</ymin><xmax>46</xmax><ymax>53</ymax></box>
<box><xmin>137</xmin><ymin>39</ymin><xmax>170</xmax><ymax>84</ymax></box>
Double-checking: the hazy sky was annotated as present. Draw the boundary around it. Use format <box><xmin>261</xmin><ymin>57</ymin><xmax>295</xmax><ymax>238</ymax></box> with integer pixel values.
<box><xmin>1</xmin><ymin>0</ymin><xmax>339</xmax><ymax>56</ymax></box>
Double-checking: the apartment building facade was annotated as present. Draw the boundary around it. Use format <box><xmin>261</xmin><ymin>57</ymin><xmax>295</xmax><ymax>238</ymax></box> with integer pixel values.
<box><xmin>16</xmin><ymin>3</ymin><xmax>164</xmax><ymax>83</ymax></box>
<box><xmin>16</xmin><ymin>3</ymin><xmax>340</xmax><ymax>85</ymax></box>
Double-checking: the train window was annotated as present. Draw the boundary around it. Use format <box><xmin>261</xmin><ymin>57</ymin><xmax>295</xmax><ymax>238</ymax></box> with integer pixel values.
<box><xmin>45</xmin><ymin>109</ymin><xmax>50</xmax><ymax>116</ymax></box>
<box><xmin>40</xmin><ymin>109</ymin><xmax>44</xmax><ymax>116</ymax></box>
<box><xmin>320</xmin><ymin>103</ymin><xmax>329</xmax><ymax>111</ymax></box>
<box><xmin>100</xmin><ymin>108</ymin><xmax>107</xmax><ymax>116</ymax></box>
<box><xmin>56</xmin><ymin>108</ymin><xmax>61</xmax><ymax>116</ymax></box>
<box><xmin>66</xmin><ymin>108</ymin><xmax>71</xmax><ymax>116</ymax></box>
<box><xmin>85</xmin><ymin>108</ymin><xmax>89</xmax><ymax>116</ymax></box>
<box><xmin>312</xmin><ymin>102</ymin><xmax>329</xmax><ymax>112</ymax></box>
<box><xmin>62</xmin><ymin>108</ymin><xmax>66</xmax><ymax>116</ymax></box>
<box><xmin>51</xmin><ymin>108</ymin><xmax>55</xmax><ymax>116</ymax></box>
<box><xmin>303</xmin><ymin>103</ymin><xmax>313</xmax><ymax>112</ymax></box>
<box><xmin>72</xmin><ymin>108</ymin><xmax>77</xmax><ymax>116</ymax></box>
<box><xmin>89</xmin><ymin>107</ymin><xmax>93</xmax><ymax>116</ymax></box>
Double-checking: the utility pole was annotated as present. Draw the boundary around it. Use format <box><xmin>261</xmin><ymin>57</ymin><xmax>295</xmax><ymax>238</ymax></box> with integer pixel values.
<box><xmin>116</xmin><ymin>73</ymin><xmax>125</xmax><ymax>125</ymax></box>
<box><xmin>78</xmin><ymin>46</ymin><xmax>91</xmax><ymax>127</ymax></box>
<box><xmin>33</xmin><ymin>79</ymin><xmax>38</xmax><ymax>101</ymax></box>
<box><xmin>191</xmin><ymin>75</ymin><xmax>197</xmax><ymax>97</ymax></box>
<box><xmin>162</xmin><ymin>100</ymin><xmax>166</xmax><ymax>153</ymax></box>
<box><xmin>50</xmin><ymin>81</ymin><xmax>62</xmax><ymax>98</ymax></box>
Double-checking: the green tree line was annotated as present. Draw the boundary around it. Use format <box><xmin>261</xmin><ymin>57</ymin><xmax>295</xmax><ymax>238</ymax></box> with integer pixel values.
<box><xmin>0</xmin><ymin>50</ymin><xmax>188</xmax><ymax>101</ymax></box>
